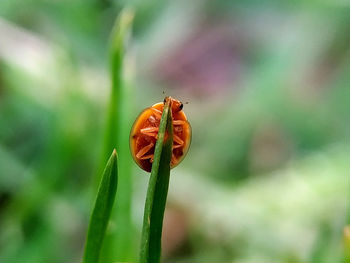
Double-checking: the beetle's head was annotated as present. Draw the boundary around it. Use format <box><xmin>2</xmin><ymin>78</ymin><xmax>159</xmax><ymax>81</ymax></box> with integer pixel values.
<box><xmin>164</xmin><ymin>97</ymin><xmax>183</xmax><ymax>112</ymax></box>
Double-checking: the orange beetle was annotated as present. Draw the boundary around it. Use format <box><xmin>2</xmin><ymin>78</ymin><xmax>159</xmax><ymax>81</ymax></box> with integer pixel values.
<box><xmin>130</xmin><ymin>97</ymin><xmax>191</xmax><ymax>172</ymax></box>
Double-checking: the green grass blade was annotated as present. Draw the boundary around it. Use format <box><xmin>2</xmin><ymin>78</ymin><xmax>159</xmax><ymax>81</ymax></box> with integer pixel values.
<box><xmin>99</xmin><ymin>9</ymin><xmax>135</xmax><ymax>262</ymax></box>
<box><xmin>139</xmin><ymin>98</ymin><xmax>173</xmax><ymax>263</ymax></box>
<box><xmin>83</xmin><ymin>150</ymin><xmax>118</xmax><ymax>263</ymax></box>
<box><xmin>103</xmin><ymin>8</ymin><xmax>133</xmax><ymax>166</ymax></box>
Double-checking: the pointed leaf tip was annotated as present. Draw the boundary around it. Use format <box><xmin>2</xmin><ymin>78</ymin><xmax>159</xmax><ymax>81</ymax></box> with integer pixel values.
<box><xmin>112</xmin><ymin>148</ymin><xmax>117</xmax><ymax>156</ymax></box>
<box><xmin>82</xmin><ymin>150</ymin><xmax>118</xmax><ymax>263</ymax></box>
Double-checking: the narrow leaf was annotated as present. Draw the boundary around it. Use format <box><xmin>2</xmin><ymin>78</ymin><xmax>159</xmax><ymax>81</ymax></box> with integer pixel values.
<box><xmin>103</xmin><ymin>8</ymin><xmax>134</xmax><ymax>167</ymax></box>
<box><xmin>83</xmin><ymin>149</ymin><xmax>118</xmax><ymax>263</ymax></box>
<box><xmin>99</xmin><ymin>8</ymin><xmax>135</xmax><ymax>262</ymax></box>
<box><xmin>139</xmin><ymin>98</ymin><xmax>173</xmax><ymax>263</ymax></box>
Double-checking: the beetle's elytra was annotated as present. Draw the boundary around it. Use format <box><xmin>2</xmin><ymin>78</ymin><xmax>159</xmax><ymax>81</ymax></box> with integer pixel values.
<box><xmin>130</xmin><ymin>97</ymin><xmax>191</xmax><ymax>172</ymax></box>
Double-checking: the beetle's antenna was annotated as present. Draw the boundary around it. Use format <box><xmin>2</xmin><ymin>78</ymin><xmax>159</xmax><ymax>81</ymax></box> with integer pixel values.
<box><xmin>162</xmin><ymin>91</ymin><xmax>168</xmax><ymax>104</ymax></box>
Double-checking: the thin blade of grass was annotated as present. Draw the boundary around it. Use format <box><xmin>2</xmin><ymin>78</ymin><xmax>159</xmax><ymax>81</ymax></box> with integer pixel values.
<box><xmin>99</xmin><ymin>9</ymin><xmax>135</xmax><ymax>262</ymax></box>
<box><xmin>139</xmin><ymin>98</ymin><xmax>173</xmax><ymax>263</ymax></box>
<box><xmin>83</xmin><ymin>149</ymin><xmax>118</xmax><ymax>263</ymax></box>
<box><xmin>103</xmin><ymin>8</ymin><xmax>134</xmax><ymax>167</ymax></box>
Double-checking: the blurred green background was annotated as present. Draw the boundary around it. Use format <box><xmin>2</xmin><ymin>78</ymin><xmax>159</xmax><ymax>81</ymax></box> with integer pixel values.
<box><xmin>1</xmin><ymin>0</ymin><xmax>350</xmax><ymax>262</ymax></box>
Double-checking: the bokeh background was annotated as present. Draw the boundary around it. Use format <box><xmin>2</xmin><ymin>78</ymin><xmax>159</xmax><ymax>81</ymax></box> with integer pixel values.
<box><xmin>1</xmin><ymin>0</ymin><xmax>350</xmax><ymax>262</ymax></box>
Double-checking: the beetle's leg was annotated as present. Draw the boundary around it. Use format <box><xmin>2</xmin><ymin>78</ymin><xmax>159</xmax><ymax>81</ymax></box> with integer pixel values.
<box><xmin>141</xmin><ymin>127</ymin><xmax>158</xmax><ymax>139</ymax></box>
<box><xmin>173</xmin><ymin>144</ymin><xmax>182</xmax><ymax>149</ymax></box>
<box><xmin>144</xmin><ymin>133</ymin><xmax>158</xmax><ymax>139</ymax></box>
<box><xmin>141</xmin><ymin>127</ymin><xmax>158</xmax><ymax>134</ymax></box>
<box><xmin>174</xmin><ymin>125</ymin><xmax>183</xmax><ymax>133</ymax></box>
<box><xmin>151</xmin><ymin>108</ymin><xmax>162</xmax><ymax>114</ymax></box>
<box><xmin>148</xmin><ymin>115</ymin><xmax>157</xmax><ymax>124</ymax></box>
<box><xmin>171</xmin><ymin>153</ymin><xmax>177</xmax><ymax>164</ymax></box>
<box><xmin>151</xmin><ymin>108</ymin><xmax>162</xmax><ymax>119</ymax></box>
<box><xmin>173</xmin><ymin>120</ymin><xmax>186</xmax><ymax>125</ymax></box>
<box><xmin>136</xmin><ymin>142</ymin><xmax>154</xmax><ymax>159</ymax></box>
<box><xmin>173</xmin><ymin>134</ymin><xmax>184</xmax><ymax>146</ymax></box>
<box><xmin>139</xmin><ymin>154</ymin><xmax>154</xmax><ymax>160</ymax></box>
<box><xmin>142</xmin><ymin>133</ymin><xmax>158</xmax><ymax>139</ymax></box>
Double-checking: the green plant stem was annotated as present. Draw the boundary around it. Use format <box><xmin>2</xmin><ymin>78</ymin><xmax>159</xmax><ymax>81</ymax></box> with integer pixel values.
<box><xmin>83</xmin><ymin>149</ymin><xmax>118</xmax><ymax>263</ymax></box>
<box><xmin>139</xmin><ymin>98</ymin><xmax>173</xmax><ymax>263</ymax></box>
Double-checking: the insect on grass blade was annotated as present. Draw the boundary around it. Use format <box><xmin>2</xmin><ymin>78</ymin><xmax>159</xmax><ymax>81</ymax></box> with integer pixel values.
<box><xmin>139</xmin><ymin>98</ymin><xmax>173</xmax><ymax>263</ymax></box>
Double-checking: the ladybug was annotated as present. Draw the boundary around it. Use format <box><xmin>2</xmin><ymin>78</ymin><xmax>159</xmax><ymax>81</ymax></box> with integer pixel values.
<box><xmin>130</xmin><ymin>97</ymin><xmax>191</xmax><ymax>172</ymax></box>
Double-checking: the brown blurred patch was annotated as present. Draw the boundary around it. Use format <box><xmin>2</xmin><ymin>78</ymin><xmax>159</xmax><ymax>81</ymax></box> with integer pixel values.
<box><xmin>162</xmin><ymin>203</ymin><xmax>191</xmax><ymax>259</ymax></box>
<box><xmin>250</xmin><ymin>122</ymin><xmax>293</xmax><ymax>173</ymax></box>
